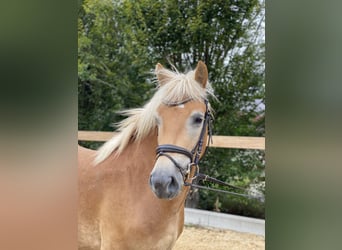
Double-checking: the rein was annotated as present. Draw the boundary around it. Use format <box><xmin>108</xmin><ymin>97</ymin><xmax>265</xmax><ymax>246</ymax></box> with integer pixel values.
<box><xmin>155</xmin><ymin>99</ymin><xmax>264</xmax><ymax>203</ymax></box>
<box><xmin>187</xmin><ymin>174</ymin><xmax>265</xmax><ymax>202</ymax></box>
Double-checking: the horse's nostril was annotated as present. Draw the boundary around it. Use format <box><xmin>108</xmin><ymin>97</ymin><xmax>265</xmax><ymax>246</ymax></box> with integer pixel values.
<box><xmin>168</xmin><ymin>176</ymin><xmax>179</xmax><ymax>193</ymax></box>
<box><xmin>169</xmin><ymin>176</ymin><xmax>176</xmax><ymax>187</ymax></box>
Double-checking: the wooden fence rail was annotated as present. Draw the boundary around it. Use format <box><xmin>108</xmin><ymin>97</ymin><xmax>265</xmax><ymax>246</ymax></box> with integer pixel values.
<box><xmin>78</xmin><ymin>131</ymin><xmax>265</xmax><ymax>150</ymax></box>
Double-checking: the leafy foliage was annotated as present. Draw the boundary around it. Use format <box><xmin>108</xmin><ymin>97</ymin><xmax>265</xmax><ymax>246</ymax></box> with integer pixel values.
<box><xmin>78</xmin><ymin>0</ymin><xmax>265</xmax><ymax>218</ymax></box>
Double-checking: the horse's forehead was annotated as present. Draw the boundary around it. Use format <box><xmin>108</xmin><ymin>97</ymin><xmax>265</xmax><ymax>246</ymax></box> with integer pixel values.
<box><xmin>157</xmin><ymin>101</ymin><xmax>205</xmax><ymax>118</ymax></box>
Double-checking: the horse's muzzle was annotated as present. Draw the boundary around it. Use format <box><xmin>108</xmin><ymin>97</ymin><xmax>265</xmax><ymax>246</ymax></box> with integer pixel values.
<box><xmin>149</xmin><ymin>172</ymin><xmax>182</xmax><ymax>199</ymax></box>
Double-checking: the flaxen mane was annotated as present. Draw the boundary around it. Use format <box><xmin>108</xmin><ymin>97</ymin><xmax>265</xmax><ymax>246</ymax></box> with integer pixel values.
<box><xmin>95</xmin><ymin>66</ymin><xmax>214</xmax><ymax>164</ymax></box>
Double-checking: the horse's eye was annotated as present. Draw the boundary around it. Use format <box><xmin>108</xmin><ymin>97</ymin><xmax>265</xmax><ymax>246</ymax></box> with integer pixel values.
<box><xmin>193</xmin><ymin>116</ymin><xmax>203</xmax><ymax>124</ymax></box>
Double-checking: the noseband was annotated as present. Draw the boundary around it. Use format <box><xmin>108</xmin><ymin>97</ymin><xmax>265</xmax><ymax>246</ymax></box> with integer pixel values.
<box><xmin>155</xmin><ymin>99</ymin><xmax>213</xmax><ymax>184</ymax></box>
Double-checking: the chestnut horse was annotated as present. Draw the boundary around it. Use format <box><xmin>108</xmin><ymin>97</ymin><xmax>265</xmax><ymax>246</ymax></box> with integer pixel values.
<box><xmin>78</xmin><ymin>61</ymin><xmax>214</xmax><ymax>250</ymax></box>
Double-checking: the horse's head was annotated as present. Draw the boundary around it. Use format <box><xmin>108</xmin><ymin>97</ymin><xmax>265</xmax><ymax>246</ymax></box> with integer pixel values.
<box><xmin>149</xmin><ymin>61</ymin><xmax>213</xmax><ymax>200</ymax></box>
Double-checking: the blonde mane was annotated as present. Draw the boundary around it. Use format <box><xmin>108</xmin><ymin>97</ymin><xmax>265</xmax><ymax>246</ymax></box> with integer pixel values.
<box><xmin>95</xmin><ymin>66</ymin><xmax>214</xmax><ymax>164</ymax></box>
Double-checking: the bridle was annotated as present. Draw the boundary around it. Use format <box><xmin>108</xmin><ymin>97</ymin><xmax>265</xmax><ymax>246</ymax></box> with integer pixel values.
<box><xmin>155</xmin><ymin>98</ymin><xmax>265</xmax><ymax>202</ymax></box>
<box><xmin>155</xmin><ymin>99</ymin><xmax>213</xmax><ymax>185</ymax></box>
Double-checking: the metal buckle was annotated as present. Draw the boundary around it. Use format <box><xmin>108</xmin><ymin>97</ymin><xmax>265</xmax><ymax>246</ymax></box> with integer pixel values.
<box><xmin>186</xmin><ymin>163</ymin><xmax>199</xmax><ymax>181</ymax></box>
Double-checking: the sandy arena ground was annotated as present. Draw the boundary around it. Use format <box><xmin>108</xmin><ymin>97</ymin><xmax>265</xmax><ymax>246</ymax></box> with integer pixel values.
<box><xmin>173</xmin><ymin>225</ymin><xmax>265</xmax><ymax>250</ymax></box>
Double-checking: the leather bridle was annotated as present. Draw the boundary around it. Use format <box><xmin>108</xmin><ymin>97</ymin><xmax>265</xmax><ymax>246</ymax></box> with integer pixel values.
<box><xmin>154</xmin><ymin>99</ymin><xmax>265</xmax><ymax>202</ymax></box>
<box><xmin>155</xmin><ymin>99</ymin><xmax>213</xmax><ymax>185</ymax></box>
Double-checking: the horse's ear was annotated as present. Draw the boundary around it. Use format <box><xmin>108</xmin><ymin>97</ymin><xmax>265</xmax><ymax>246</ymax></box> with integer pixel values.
<box><xmin>155</xmin><ymin>63</ymin><xmax>168</xmax><ymax>86</ymax></box>
<box><xmin>194</xmin><ymin>61</ymin><xmax>208</xmax><ymax>88</ymax></box>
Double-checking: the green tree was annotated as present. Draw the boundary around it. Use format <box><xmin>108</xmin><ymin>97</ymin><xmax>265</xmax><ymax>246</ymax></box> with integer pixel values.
<box><xmin>78</xmin><ymin>0</ymin><xmax>153</xmax><ymax>132</ymax></box>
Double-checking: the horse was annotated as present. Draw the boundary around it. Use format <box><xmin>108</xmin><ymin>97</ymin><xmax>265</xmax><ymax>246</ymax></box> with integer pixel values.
<box><xmin>78</xmin><ymin>61</ymin><xmax>214</xmax><ymax>250</ymax></box>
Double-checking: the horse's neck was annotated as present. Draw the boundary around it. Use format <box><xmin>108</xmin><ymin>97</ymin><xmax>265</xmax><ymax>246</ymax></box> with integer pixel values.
<box><xmin>117</xmin><ymin>131</ymin><xmax>188</xmax><ymax>216</ymax></box>
<box><xmin>124</xmin><ymin>131</ymin><xmax>158</xmax><ymax>174</ymax></box>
